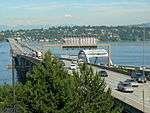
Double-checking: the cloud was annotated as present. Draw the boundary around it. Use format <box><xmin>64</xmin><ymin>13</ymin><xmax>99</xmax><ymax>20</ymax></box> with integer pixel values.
<box><xmin>64</xmin><ymin>14</ymin><xmax>73</xmax><ymax>18</ymax></box>
<box><xmin>1</xmin><ymin>0</ymin><xmax>150</xmax><ymax>25</ymax></box>
<box><xmin>91</xmin><ymin>2</ymin><xmax>150</xmax><ymax>14</ymax></box>
<box><xmin>11</xmin><ymin>3</ymin><xmax>66</xmax><ymax>11</ymax></box>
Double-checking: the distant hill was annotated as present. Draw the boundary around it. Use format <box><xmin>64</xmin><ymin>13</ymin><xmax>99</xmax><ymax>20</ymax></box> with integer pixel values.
<box><xmin>142</xmin><ymin>23</ymin><xmax>150</xmax><ymax>27</ymax></box>
<box><xmin>136</xmin><ymin>23</ymin><xmax>150</xmax><ymax>28</ymax></box>
<box><xmin>0</xmin><ymin>25</ymin><xmax>12</xmax><ymax>31</ymax></box>
<box><xmin>1</xmin><ymin>23</ymin><xmax>150</xmax><ymax>31</ymax></box>
<box><xmin>1</xmin><ymin>23</ymin><xmax>150</xmax><ymax>41</ymax></box>
<box><xmin>0</xmin><ymin>24</ymin><xmax>50</xmax><ymax>31</ymax></box>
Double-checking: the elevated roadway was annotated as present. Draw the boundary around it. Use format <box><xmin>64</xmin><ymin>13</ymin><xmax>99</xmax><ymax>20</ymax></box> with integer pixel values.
<box><xmin>63</xmin><ymin>60</ymin><xmax>150</xmax><ymax>113</ymax></box>
<box><xmin>7</xmin><ymin>38</ymin><xmax>42</xmax><ymax>63</ymax></box>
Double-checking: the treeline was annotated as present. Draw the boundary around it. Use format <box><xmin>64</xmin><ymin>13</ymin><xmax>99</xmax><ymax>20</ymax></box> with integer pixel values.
<box><xmin>1</xmin><ymin>25</ymin><xmax>150</xmax><ymax>41</ymax></box>
<box><xmin>0</xmin><ymin>52</ymin><xmax>122</xmax><ymax>113</ymax></box>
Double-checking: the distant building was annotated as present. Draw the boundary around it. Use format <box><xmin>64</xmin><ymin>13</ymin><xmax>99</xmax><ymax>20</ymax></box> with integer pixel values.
<box><xmin>63</xmin><ymin>36</ymin><xmax>97</xmax><ymax>45</ymax></box>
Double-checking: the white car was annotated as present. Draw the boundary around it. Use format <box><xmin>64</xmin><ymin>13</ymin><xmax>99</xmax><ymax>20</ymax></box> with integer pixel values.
<box><xmin>117</xmin><ymin>81</ymin><xmax>134</xmax><ymax>93</ymax></box>
<box><xmin>70</xmin><ymin>64</ymin><xmax>77</xmax><ymax>70</ymax></box>
<box><xmin>124</xmin><ymin>79</ymin><xmax>139</xmax><ymax>87</ymax></box>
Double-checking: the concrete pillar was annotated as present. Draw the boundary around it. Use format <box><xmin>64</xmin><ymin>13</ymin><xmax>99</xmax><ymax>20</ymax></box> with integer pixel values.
<box><xmin>85</xmin><ymin>37</ymin><xmax>87</xmax><ymax>45</ymax></box>
<box><xmin>93</xmin><ymin>38</ymin><xmax>96</xmax><ymax>45</ymax></box>
<box><xmin>70</xmin><ymin>37</ymin><xmax>73</xmax><ymax>45</ymax></box>
<box><xmin>73</xmin><ymin>37</ymin><xmax>75</xmax><ymax>45</ymax></box>
<box><xmin>81</xmin><ymin>37</ymin><xmax>84</xmax><ymax>45</ymax></box>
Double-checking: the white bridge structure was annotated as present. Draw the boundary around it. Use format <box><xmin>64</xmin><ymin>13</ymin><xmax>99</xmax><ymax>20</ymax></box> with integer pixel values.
<box><xmin>78</xmin><ymin>49</ymin><xmax>112</xmax><ymax>65</ymax></box>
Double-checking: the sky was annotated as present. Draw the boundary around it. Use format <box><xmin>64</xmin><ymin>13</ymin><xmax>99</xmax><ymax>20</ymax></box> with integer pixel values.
<box><xmin>0</xmin><ymin>0</ymin><xmax>150</xmax><ymax>26</ymax></box>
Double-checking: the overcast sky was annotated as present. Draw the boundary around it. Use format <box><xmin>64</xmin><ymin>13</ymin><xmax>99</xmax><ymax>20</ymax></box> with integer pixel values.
<box><xmin>0</xmin><ymin>0</ymin><xmax>150</xmax><ymax>26</ymax></box>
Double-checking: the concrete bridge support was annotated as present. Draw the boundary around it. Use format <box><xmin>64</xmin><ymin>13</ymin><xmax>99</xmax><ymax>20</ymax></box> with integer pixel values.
<box><xmin>14</xmin><ymin>55</ymin><xmax>34</xmax><ymax>83</ymax></box>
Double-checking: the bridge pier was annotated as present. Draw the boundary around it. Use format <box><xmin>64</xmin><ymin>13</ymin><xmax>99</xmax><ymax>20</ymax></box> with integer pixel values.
<box><xmin>14</xmin><ymin>55</ymin><xmax>34</xmax><ymax>83</ymax></box>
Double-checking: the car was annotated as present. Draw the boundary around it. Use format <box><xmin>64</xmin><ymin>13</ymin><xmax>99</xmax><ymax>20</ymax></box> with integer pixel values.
<box><xmin>98</xmin><ymin>70</ymin><xmax>108</xmax><ymax>77</ymax></box>
<box><xmin>131</xmin><ymin>72</ymin><xmax>147</xmax><ymax>83</ymax></box>
<box><xmin>124</xmin><ymin>79</ymin><xmax>139</xmax><ymax>87</ymax></box>
<box><xmin>70</xmin><ymin>64</ymin><xmax>77</xmax><ymax>70</ymax></box>
<box><xmin>117</xmin><ymin>81</ymin><xmax>134</xmax><ymax>93</ymax></box>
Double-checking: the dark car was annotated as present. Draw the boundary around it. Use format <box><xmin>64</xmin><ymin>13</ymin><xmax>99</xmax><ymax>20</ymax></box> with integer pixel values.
<box><xmin>131</xmin><ymin>72</ymin><xmax>146</xmax><ymax>83</ymax></box>
<box><xmin>98</xmin><ymin>70</ymin><xmax>108</xmax><ymax>77</ymax></box>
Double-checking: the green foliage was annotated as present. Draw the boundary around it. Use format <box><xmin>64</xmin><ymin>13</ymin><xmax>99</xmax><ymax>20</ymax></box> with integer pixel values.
<box><xmin>16</xmin><ymin>52</ymin><xmax>75</xmax><ymax>113</ymax></box>
<box><xmin>110</xmin><ymin>66</ymin><xmax>129</xmax><ymax>75</ymax></box>
<box><xmin>0</xmin><ymin>52</ymin><xmax>122</xmax><ymax>113</ymax></box>
<box><xmin>2</xmin><ymin>26</ymin><xmax>150</xmax><ymax>41</ymax></box>
<box><xmin>0</xmin><ymin>85</ymin><xmax>13</xmax><ymax>109</ymax></box>
<box><xmin>72</xmin><ymin>63</ymin><xmax>122</xmax><ymax>113</ymax></box>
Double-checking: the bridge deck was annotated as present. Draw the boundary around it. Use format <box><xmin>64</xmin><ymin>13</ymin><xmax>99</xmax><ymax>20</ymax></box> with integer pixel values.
<box><xmin>63</xmin><ymin>60</ymin><xmax>150</xmax><ymax>113</ymax></box>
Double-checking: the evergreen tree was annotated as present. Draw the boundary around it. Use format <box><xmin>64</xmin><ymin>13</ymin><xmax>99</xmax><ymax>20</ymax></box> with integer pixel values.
<box><xmin>72</xmin><ymin>63</ymin><xmax>122</xmax><ymax>113</ymax></box>
<box><xmin>0</xmin><ymin>52</ymin><xmax>122</xmax><ymax>113</ymax></box>
<box><xmin>17</xmin><ymin>52</ymin><xmax>75</xmax><ymax>113</ymax></box>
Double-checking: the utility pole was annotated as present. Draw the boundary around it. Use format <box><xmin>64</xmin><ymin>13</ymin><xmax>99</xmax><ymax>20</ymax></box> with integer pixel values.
<box><xmin>142</xmin><ymin>26</ymin><xmax>145</xmax><ymax>113</ymax></box>
<box><xmin>142</xmin><ymin>27</ymin><xmax>145</xmax><ymax>75</ymax></box>
<box><xmin>143</xmin><ymin>90</ymin><xmax>145</xmax><ymax>113</ymax></box>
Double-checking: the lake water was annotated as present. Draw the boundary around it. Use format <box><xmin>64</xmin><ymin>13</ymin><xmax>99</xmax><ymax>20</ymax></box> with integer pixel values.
<box><xmin>1</xmin><ymin>41</ymin><xmax>150</xmax><ymax>84</ymax></box>
<box><xmin>0</xmin><ymin>41</ymin><xmax>12</xmax><ymax>84</ymax></box>
<box><xmin>104</xmin><ymin>41</ymin><xmax>150</xmax><ymax>67</ymax></box>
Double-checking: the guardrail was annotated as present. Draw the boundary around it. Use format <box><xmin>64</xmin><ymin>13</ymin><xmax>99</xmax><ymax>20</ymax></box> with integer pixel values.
<box><xmin>60</xmin><ymin>58</ymin><xmax>130</xmax><ymax>75</ymax></box>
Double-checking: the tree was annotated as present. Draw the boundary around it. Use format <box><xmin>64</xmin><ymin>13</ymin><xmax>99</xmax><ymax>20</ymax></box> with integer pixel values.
<box><xmin>16</xmin><ymin>52</ymin><xmax>75</xmax><ymax>113</ymax></box>
<box><xmin>72</xmin><ymin>63</ymin><xmax>122</xmax><ymax>113</ymax></box>
<box><xmin>0</xmin><ymin>52</ymin><xmax>122</xmax><ymax>113</ymax></box>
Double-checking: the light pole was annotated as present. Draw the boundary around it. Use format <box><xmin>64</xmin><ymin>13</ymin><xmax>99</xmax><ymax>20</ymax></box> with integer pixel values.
<box><xmin>142</xmin><ymin>26</ymin><xmax>145</xmax><ymax>113</ymax></box>
<box><xmin>142</xmin><ymin>89</ymin><xmax>145</xmax><ymax>113</ymax></box>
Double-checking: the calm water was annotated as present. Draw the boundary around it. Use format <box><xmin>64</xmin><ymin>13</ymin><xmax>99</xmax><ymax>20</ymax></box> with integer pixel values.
<box><xmin>1</xmin><ymin>41</ymin><xmax>150</xmax><ymax>84</ymax></box>
<box><xmin>105</xmin><ymin>41</ymin><xmax>150</xmax><ymax>67</ymax></box>
<box><xmin>0</xmin><ymin>41</ymin><xmax>12</xmax><ymax>84</ymax></box>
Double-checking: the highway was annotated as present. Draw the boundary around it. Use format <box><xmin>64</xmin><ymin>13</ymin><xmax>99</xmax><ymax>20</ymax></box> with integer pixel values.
<box><xmin>8</xmin><ymin>38</ymin><xmax>24</xmax><ymax>56</ymax></box>
<box><xmin>63</xmin><ymin>59</ymin><xmax>150</xmax><ymax>113</ymax></box>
